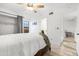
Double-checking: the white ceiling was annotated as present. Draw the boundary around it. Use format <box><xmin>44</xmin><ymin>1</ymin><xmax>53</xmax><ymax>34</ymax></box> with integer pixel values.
<box><xmin>0</xmin><ymin>3</ymin><xmax>79</xmax><ymax>19</ymax></box>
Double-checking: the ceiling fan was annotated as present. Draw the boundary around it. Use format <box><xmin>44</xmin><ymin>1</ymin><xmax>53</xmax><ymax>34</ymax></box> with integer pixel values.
<box><xmin>27</xmin><ymin>3</ymin><xmax>44</xmax><ymax>8</ymax></box>
<box><xmin>18</xmin><ymin>3</ymin><xmax>45</xmax><ymax>13</ymax></box>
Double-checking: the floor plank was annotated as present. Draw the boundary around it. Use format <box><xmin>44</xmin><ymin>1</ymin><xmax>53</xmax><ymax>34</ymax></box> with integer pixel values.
<box><xmin>44</xmin><ymin>37</ymin><xmax>78</xmax><ymax>56</ymax></box>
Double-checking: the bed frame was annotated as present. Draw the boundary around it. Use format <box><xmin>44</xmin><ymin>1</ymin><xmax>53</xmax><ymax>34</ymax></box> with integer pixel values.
<box><xmin>35</xmin><ymin>45</ymin><xmax>48</xmax><ymax>56</ymax></box>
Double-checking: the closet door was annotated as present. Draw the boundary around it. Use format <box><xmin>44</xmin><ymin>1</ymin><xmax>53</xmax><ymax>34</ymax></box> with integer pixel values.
<box><xmin>0</xmin><ymin>14</ymin><xmax>18</xmax><ymax>35</ymax></box>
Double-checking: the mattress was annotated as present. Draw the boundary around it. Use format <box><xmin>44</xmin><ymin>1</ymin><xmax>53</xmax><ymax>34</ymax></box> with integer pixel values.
<box><xmin>0</xmin><ymin>33</ymin><xmax>46</xmax><ymax>56</ymax></box>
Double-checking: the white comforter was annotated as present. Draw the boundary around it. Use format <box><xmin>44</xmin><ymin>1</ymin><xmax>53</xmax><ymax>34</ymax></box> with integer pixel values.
<box><xmin>0</xmin><ymin>33</ymin><xmax>46</xmax><ymax>56</ymax></box>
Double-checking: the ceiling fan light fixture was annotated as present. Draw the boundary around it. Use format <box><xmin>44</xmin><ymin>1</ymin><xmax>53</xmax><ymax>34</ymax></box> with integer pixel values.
<box><xmin>17</xmin><ymin>3</ymin><xmax>45</xmax><ymax>11</ymax></box>
<box><xmin>27</xmin><ymin>3</ymin><xmax>33</xmax><ymax>7</ymax></box>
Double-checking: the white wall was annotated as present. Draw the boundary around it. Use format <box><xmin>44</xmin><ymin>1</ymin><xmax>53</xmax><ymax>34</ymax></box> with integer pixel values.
<box><xmin>29</xmin><ymin>20</ymin><xmax>41</xmax><ymax>34</ymax></box>
<box><xmin>23</xmin><ymin>18</ymin><xmax>41</xmax><ymax>34</ymax></box>
<box><xmin>74</xmin><ymin>9</ymin><xmax>79</xmax><ymax>55</ymax></box>
<box><xmin>47</xmin><ymin>4</ymin><xmax>78</xmax><ymax>52</ymax></box>
<box><xmin>63</xmin><ymin>19</ymin><xmax>77</xmax><ymax>33</ymax></box>
<box><xmin>0</xmin><ymin>7</ymin><xmax>17</xmax><ymax>18</ymax></box>
<box><xmin>47</xmin><ymin>10</ymin><xmax>64</xmax><ymax>52</ymax></box>
<box><xmin>41</xmin><ymin>18</ymin><xmax>47</xmax><ymax>34</ymax></box>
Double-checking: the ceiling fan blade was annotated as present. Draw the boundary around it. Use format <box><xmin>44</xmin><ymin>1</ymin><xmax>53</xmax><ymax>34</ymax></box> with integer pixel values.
<box><xmin>36</xmin><ymin>5</ymin><xmax>44</xmax><ymax>8</ymax></box>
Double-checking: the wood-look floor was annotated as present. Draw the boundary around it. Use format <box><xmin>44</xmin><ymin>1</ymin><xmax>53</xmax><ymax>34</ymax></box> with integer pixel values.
<box><xmin>44</xmin><ymin>37</ymin><xmax>78</xmax><ymax>56</ymax></box>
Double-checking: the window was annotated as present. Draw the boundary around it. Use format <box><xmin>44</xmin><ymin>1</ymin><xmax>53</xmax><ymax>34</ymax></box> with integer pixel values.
<box><xmin>23</xmin><ymin>21</ymin><xmax>29</xmax><ymax>33</ymax></box>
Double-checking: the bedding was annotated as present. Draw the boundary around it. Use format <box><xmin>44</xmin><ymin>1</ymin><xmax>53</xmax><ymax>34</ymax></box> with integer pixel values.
<box><xmin>0</xmin><ymin>33</ymin><xmax>46</xmax><ymax>56</ymax></box>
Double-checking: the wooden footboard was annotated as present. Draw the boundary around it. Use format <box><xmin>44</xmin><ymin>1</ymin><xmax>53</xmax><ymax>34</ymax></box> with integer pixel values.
<box><xmin>35</xmin><ymin>45</ymin><xmax>48</xmax><ymax>56</ymax></box>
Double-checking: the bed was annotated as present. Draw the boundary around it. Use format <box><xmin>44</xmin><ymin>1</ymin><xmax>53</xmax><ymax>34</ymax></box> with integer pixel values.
<box><xmin>0</xmin><ymin>33</ymin><xmax>47</xmax><ymax>56</ymax></box>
